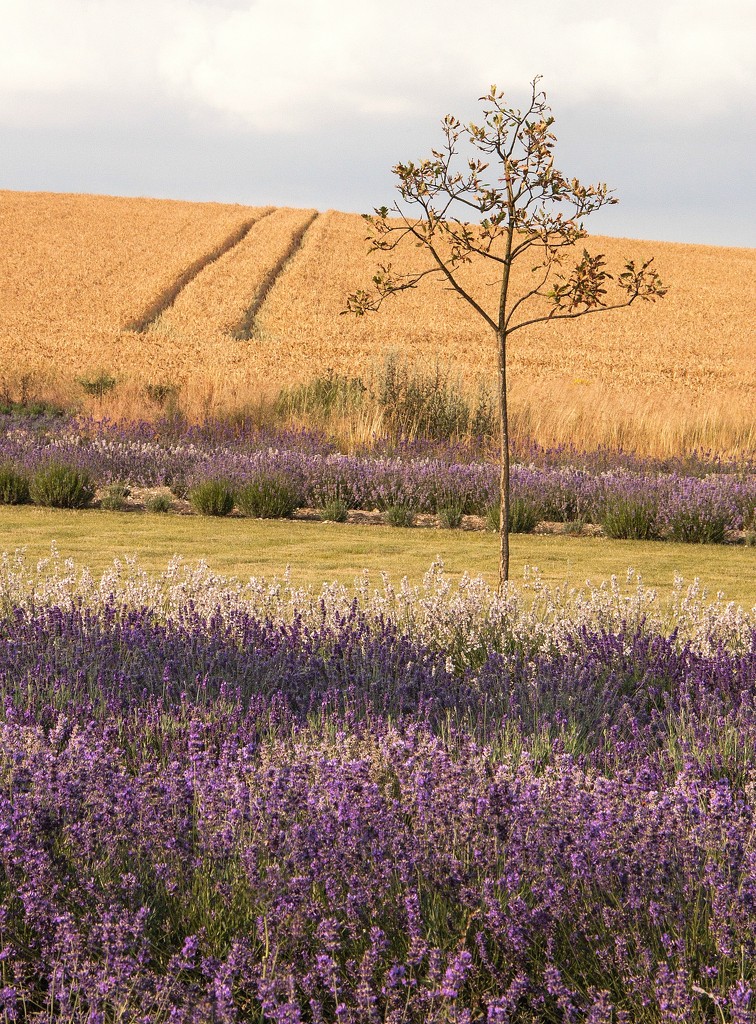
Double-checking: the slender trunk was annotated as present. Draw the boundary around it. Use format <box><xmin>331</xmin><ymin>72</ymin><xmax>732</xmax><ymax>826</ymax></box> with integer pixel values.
<box><xmin>497</xmin><ymin>327</ymin><xmax>510</xmax><ymax>589</ymax></box>
<box><xmin>496</xmin><ymin>189</ymin><xmax>515</xmax><ymax>591</ymax></box>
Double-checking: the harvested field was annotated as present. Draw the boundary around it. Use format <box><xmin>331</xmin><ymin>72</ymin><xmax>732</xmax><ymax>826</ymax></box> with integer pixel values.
<box><xmin>2</xmin><ymin>191</ymin><xmax>754</xmax><ymax>456</ymax></box>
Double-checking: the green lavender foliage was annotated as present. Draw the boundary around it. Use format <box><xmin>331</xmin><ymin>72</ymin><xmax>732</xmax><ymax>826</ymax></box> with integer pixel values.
<box><xmin>189</xmin><ymin>479</ymin><xmax>235</xmax><ymax>516</ymax></box>
<box><xmin>0</xmin><ymin>464</ymin><xmax>30</xmax><ymax>504</ymax></box>
<box><xmin>30</xmin><ymin>463</ymin><xmax>95</xmax><ymax>509</ymax></box>
<box><xmin>236</xmin><ymin>474</ymin><xmax>300</xmax><ymax>518</ymax></box>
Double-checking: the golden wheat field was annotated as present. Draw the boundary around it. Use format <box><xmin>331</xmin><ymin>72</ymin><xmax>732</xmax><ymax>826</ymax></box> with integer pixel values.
<box><xmin>2</xmin><ymin>189</ymin><xmax>754</xmax><ymax>455</ymax></box>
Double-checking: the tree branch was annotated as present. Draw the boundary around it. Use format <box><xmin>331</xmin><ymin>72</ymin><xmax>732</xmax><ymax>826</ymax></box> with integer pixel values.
<box><xmin>507</xmin><ymin>291</ymin><xmax>658</xmax><ymax>335</ymax></box>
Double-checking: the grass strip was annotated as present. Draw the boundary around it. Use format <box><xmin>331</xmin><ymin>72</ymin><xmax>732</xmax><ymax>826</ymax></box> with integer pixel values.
<box><xmin>2</xmin><ymin>504</ymin><xmax>754</xmax><ymax>606</ymax></box>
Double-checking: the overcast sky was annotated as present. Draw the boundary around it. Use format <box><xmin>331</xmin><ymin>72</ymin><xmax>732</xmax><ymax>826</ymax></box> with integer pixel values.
<box><xmin>2</xmin><ymin>0</ymin><xmax>755</xmax><ymax>247</ymax></box>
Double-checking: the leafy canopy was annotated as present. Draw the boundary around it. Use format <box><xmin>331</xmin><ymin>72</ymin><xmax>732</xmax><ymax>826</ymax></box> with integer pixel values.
<box><xmin>345</xmin><ymin>77</ymin><xmax>667</xmax><ymax>334</ymax></box>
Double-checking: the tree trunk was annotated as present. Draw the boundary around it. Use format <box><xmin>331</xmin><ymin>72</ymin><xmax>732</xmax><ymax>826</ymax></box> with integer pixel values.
<box><xmin>497</xmin><ymin>327</ymin><xmax>510</xmax><ymax>589</ymax></box>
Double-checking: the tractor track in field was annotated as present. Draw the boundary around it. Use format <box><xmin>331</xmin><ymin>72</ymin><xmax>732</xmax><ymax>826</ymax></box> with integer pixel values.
<box><xmin>125</xmin><ymin>208</ymin><xmax>275</xmax><ymax>333</ymax></box>
<box><xmin>230</xmin><ymin>210</ymin><xmax>319</xmax><ymax>340</ymax></box>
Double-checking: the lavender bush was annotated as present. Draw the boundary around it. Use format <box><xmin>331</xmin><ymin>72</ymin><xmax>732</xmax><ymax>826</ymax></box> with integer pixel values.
<box><xmin>236</xmin><ymin>474</ymin><xmax>301</xmax><ymax>519</ymax></box>
<box><xmin>599</xmin><ymin>491</ymin><xmax>660</xmax><ymax>540</ymax></box>
<box><xmin>29</xmin><ymin>462</ymin><xmax>95</xmax><ymax>509</ymax></box>
<box><xmin>0</xmin><ymin>416</ymin><xmax>754</xmax><ymax>541</ymax></box>
<box><xmin>189</xmin><ymin>478</ymin><xmax>235</xmax><ymax>517</ymax></box>
<box><xmin>0</xmin><ymin>552</ymin><xmax>755</xmax><ymax>1021</ymax></box>
<box><xmin>437</xmin><ymin>502</ymin><xmax>464</xmax><ymax>529</ymax></box>
<box><xmin>319</xmin><ymin>499</ymin><xmax>349</xmax><ymax>523</ymax></box>
<box><xmin>384</xmin><ymin>502</ymin><xmax>416</xmax><ymax>527</ymax></box>
<box><xmin>0</xmin><ymin>465</ymin><xmax>30</xmax><ymax>505</ymax></box>
<box><xmin>661</xmin><ymin>476</ymin><xmax>740</xmax><ymax>544</ymax></box>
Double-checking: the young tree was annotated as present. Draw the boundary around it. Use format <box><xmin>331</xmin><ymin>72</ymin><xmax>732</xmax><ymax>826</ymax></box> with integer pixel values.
<box><xmin>345</xmin><ymin>77</ymin><xmax>667</xmax><ymax>589</ymax></box>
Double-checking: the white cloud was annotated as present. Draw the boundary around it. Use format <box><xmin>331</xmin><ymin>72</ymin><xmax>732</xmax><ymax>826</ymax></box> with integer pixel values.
<box><xmin>0</xmin><ymin>0</ymin><xmax>181</xmax><ymax>126</ymax></box>
<box><xmin>0</xmin><ymin>0</ymin><xmax>753</xmax><ymax>131</ymax></box>
<box><xmin>153</xmin><ymin>0</ymin><xmax>756</xmax><ymax>130</ymax></box>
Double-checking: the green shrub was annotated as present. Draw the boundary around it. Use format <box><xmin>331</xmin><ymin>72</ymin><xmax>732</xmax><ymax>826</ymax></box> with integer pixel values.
<box><xmin>0</xmin><ymin>373</ymin><xmax>66</xmax><ymax>419</ymax></box>
<box><xmin>319</xmin><ymin>499</ymin><xmax>349</xmax><ymax>523</ymax></box>
<box><xmin>236</xmin><ymin>475</ymin><xmax>299</xmax><ymax>519</ymax></box>
<box><xmin>146</xmin><ymin>492</ymin><xmax>173</xmax><ymax>514</ymax></box>
<box><xmin>600</xmin><ymin>496</ymin><xmax>660</xmax><ymax>540</ymax></box>
<box><xmin>486</xmin><ymin>497</ymin><xmax>540</xmax><ymax>533</ymax></box>
<box><xmin>666</xmin><ymin>510</ymin><xmax>729</xmax><ymax>545</ymax></box>
<box><xmin>0</xmin><ymin>399</ymin><xmax>65</xmax><ymax>418</ymax></box>
<box><xmin>0</xmin><ymin>465</ymin><xmax>30</xmax><ymax>505</ymax></box>
<box><xmin>77</xmin><ymin>372</ymin><xmax>117</xmax><ymax>400</ymax></box>
<box><xmin>145</xmin><ymin>382</ymin><xmax>180</xmax><ymax>409</ymax></box>
<box><xmin>437</xmin><ymin>503</ymin><xmax>463</xmax><ymax>529</ymax></box>
<box><xmin>100</xmin><ymin>482</ymin><xmax>131</xmax><ymax>512</ymax></box>
<box><xmin>189</xmin><ymin>479</ymin><xmax>235</xmax><ymax>517</ymax></box>
<box><xmin>375</xmin><ymin>354</ymin><xmax>495</xmax><ymax>441</ymax></box>
<box><xmin>30</xmin><ymin>464</ymin><xmax>95</xmax><ymax>509</ymax></box>
<box><xmin>384</xmin><ymin>503</ymin><xmax>415</xmax><ymax>528</ymax></box>
<box><xmin>511</xmin><ymin>498</ymin><xmax>541</xmax><ymax>533</ymax></box>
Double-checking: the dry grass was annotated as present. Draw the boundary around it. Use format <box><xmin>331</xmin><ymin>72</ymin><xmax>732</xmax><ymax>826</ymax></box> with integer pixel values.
<box><xmin>259</xmin><ymin>211</ymin><xmax>756</xmax><ymax>456</ymax></box>
<box><xmin>128</xmin><ymin>206</ymin><xmax>317</xmax><ymax>416</ymax></box>
<box><xmin>2</xmin><ymin>191</ymin><xmax>754</xmax><ymax>456</ymax></box>
<box><xmin>0</xmin><ymin>190</ymin><xmax>265</xmax><ymax>401</ymax></box>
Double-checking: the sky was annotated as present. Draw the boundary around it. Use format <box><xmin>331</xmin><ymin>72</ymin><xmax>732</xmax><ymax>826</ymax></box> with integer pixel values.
<box><xmin>1</xmin><ymin>0</ymin><xmax>755</xmax><ymax>247</ymax></box>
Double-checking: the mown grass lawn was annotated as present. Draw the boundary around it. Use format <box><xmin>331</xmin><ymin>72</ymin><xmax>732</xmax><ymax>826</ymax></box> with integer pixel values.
<box><xmin>2</xmin><ymin>504</ymin><xmax>754</xmax><ymax>605</ymax></box>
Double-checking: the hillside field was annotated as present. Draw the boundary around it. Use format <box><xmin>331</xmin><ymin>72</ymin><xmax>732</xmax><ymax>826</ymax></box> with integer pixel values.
<box><xmin>1</xmin><ymin>189</ymin><xmax>754</xmax><ymax>456</ymax></box>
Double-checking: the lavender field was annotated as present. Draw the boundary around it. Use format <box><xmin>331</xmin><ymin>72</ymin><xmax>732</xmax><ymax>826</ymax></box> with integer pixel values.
<box><xmin>0</xmin><ymin>551</ymin><xmax>754</xmax><ymax>1022</ymax></box>
<box><xmin>1</xmin><ymin>416</ymin><xmax>755</xmax><ymax>541</ymax></box>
